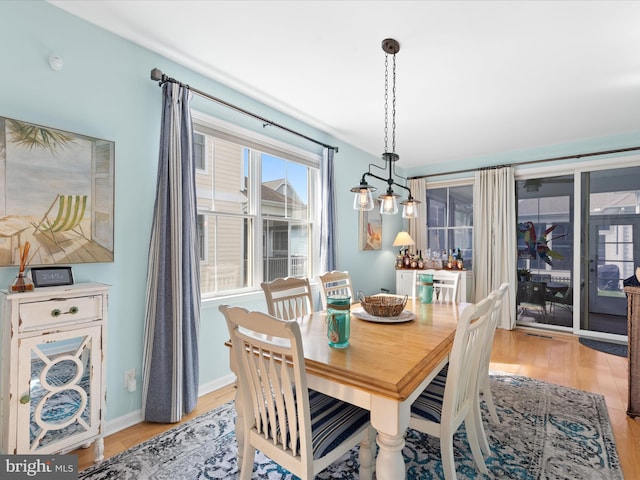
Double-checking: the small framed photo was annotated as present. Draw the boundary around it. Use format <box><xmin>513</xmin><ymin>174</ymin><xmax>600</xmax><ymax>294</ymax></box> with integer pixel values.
<box><xmin>30</xmin><ymin>266</ymin><xmax>74</xmax><ymax>288</ymax></box>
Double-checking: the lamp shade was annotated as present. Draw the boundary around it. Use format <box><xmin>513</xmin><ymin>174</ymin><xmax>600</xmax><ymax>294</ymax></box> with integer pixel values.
<box><xmin>392</xmin><ymin>231</ymin><xmax>415</xmax><ymax>247</ymax></box>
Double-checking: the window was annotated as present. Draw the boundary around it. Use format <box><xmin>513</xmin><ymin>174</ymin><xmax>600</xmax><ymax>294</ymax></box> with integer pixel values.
<box><xmin>193</xmin><ymin>115</ymin><xmax>319</xmax><ymax>297</ymax></box>
<box><xmin>425</xmin><ymin>185</ymin><xmax>473</xmax><ymax>269</ymax></box>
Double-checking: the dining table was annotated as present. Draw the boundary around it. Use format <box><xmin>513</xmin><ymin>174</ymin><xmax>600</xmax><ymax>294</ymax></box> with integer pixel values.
<box><xmin>227</xmin><ymin>297</ymin><xmax>470</xmax><ymax>480</ymax></box>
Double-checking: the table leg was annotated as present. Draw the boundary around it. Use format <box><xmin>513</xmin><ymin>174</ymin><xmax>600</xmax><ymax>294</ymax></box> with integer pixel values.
<box><xmin>371</xmin><ymin>396</ymin><xmax>409</xmax><ymax>480</ymax></box>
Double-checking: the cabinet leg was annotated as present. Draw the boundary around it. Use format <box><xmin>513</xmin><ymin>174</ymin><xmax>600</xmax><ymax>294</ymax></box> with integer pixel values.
<box><xmin>93</xmin><ymin>437</ymin><xmax>104</xmax><ymax>463</ymax></box>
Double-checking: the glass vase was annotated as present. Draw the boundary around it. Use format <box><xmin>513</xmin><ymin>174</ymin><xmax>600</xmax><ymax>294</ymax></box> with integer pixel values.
<box><xmin>326</xmin><ymin>295</ymin><xmax>350</xmax><ymax>348</ymax></box>
<box><xmin>10</xmin><ymin>271</ymin><xmax>34</xmax><ymax>292</ymax></box>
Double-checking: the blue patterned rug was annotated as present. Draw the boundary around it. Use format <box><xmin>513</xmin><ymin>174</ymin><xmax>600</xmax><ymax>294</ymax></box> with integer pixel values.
<box><xmin>79</xmin><ymin>374</ymin><xmax>623</xmax><ymax>479</ymax></box>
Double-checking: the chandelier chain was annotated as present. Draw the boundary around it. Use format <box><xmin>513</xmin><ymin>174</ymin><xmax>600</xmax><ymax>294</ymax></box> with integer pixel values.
<box><xmin>392</xmin><ymin>52</ymin><xmax>396</xmax><ymax>153</ymax></box>
<box><xmin>384</xmin><ymin>53</ymin><xmax>389</xmax><ymax>153</ymax></box>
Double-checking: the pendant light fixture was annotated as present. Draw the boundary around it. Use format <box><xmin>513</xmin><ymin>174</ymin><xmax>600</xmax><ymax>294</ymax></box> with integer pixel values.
<box><xmin>350</xmin><ymin>38</ymin><xmax>420</xmax><ymax>219</ymax></box>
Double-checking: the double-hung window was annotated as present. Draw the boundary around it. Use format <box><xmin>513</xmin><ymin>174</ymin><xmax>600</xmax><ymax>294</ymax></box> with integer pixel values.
<box><xmin>193</xmin><ymin>113</ymin><xmax>319</xmax><ymax>297</ymax></box>
<box><xmin>426</xmin><ymin>183</ymin><xmax>474</xmax><ymax>269</ymax></box>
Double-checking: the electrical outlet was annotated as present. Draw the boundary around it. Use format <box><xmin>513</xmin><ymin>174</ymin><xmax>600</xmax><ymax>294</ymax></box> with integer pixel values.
<box><xmin>124</xmin><ymin>369</ymin><xmax>136</xmax><ymax>389</ymax></box>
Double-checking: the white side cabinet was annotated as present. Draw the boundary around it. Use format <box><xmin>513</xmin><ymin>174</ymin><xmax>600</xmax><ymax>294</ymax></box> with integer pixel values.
<box><xmin>0</xmin><ymin>282</ymin><xmax>109</xmax><ymax>461</ymax></box>
<box><xmin>395</xmin><ymin>269</ymin><xmax>474</xmax><ymax>302</ymax></box>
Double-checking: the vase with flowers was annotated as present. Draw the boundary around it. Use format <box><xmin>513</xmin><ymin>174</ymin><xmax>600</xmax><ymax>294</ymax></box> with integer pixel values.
<box><xmin>10</xmin><ymin>241</ymin><xmax>35</xmax><ymax>292</ymax></box>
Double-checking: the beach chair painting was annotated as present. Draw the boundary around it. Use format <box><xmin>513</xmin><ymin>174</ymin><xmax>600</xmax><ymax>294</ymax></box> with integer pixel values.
<box><xmin>0</xmin><ymin>115</ymin><xmax>114</xmax><ymax>265</ymax></box>
<box><xmin>32</xmin><ymin>194</ymin><xmax>89</xmax><ymax>249</ymax></box>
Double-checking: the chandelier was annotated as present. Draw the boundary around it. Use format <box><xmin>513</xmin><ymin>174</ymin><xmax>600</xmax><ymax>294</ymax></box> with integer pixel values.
<box><xmin>350</xmin><ymin>38</ymin><xmax>420</xmax><ymax>218</ymax></box>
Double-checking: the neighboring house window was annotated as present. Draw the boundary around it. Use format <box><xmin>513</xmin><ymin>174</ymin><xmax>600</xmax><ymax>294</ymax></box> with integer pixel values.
<box><xmin>194</xmin><ymin>132</ymin><xmax>205</xmax><ymax>171</ymax></box>
<box><xmin>426</xmin><ymin>184</ymin><xmax>474</xmax><ymax>269</ymax></box>
<box><xmin>193</xmin><ymin>114</ymin><xmax>319</xmax><ymax>297</ymax></box>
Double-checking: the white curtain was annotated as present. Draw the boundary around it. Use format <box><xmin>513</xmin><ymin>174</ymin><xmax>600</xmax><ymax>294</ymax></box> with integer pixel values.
<box><xmin>473</xmin><ymin>166</ymin><xmax>517</xmax><ymax>329</ymax></box>
<box><xmin>409</xmin><ymin>177</ymin><xmax>427</xmax><ymax>253</ymax></box>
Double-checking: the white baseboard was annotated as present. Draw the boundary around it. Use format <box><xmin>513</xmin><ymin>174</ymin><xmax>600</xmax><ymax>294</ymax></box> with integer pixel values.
<box><xmin>105</xmin><ymin>409</ymin><xmax>143</xmax><ymax>436</ymax></box>
<box><xmin>104</xmin><ymin>374</ymin><xmax>236</xmax><ymax>436</ymax></box>
<box><xmin>198</xmin><ymin>373</ymin><xmax>236</xmax><ymax>397</ymax></box>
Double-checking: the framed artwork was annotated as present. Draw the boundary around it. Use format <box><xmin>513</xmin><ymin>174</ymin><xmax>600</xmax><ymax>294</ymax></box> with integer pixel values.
<box><xmin>359</xmin><ymin>200</ymin><xmax>382</xmax><ymax>250</ymax></box>
<box><xmin>0</xmin><ymin>116</ymin><xmax>114</xmax><ymax>266</ymax></box>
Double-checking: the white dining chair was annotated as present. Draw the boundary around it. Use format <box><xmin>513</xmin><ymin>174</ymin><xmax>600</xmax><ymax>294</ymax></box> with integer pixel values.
<box><xmin>318</xmin><ymin>270</ymin><xmax>354</xmax><ymax>309</ymax></box>
<box><xmin>433</xmin><ymin>270</ymin><xmax>460</xmax><ymax>303</ymax></box>
<box><xmin>408</xmin><ymin>294</ymin><xmax>496</xmax><ymax>480</ymax></box>
<box><xmin>220</xmin><ymin>305</ymin><xmax>375</xmax><ymax>480</ymax></box>
<box><xmin>474</xmin><ymin>282</ymin><xmax>510</xmax><ymax>455</ymax></box>
<box><xmin>261</xmin><ymin>277</ymin><xmax>314</xmax><ymax>320</ymax></box>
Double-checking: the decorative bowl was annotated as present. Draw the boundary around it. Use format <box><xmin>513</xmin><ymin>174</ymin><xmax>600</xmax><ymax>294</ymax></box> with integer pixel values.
<box><xmin>357</xmin><ymin>292</ymin><xmax>407</xmax><ymax>317</ymax></box>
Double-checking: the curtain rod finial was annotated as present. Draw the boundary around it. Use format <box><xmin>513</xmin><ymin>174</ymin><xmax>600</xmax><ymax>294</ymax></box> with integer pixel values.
<box><xmin>150</xmin><ymin>68</ymin><xmax>164</xmax><ymax>82</ymax></box>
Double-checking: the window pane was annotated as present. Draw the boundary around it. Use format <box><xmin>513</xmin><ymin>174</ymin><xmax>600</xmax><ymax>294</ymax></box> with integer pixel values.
<box><xmin>200</xmin><ymin>216</ymin><xmax>250</xmax><ymax>294</ymax></box>
<box><xmin>196</xmin><ymin>136</ymin><xmax>247</xmax><ymax>213</ymax></box>
<box><xmin>449</xmin><ymin>186</ymin><xmax>473</xmax><ymax>227</ymax></box>
<box><xmin>263</xmin><ymin>220</ymin><xmax>310</xmax><ymax>281</ymax></box>
<box><xmin>426</xmin><ymin>188</ymin><xmax>446</xmax><ymax>228</ymax></box>
<box><xmin>194</xmin><ymin>133</ymin><xmax>205</xmax><ymax>170</ymax></box>
<box><xmin>262</xmin><ymin>154</ymin><xmax>309</xmax><ymax>220</ymax></box>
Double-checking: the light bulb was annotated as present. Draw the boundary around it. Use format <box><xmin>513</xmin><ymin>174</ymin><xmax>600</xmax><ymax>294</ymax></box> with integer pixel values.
<box><xmin>380</xmin><ymin>195</ymin><xmax>398</xmax><ymax>215</ymax></box>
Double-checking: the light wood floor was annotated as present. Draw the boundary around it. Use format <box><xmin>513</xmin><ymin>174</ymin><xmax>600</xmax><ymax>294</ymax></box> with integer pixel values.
<box><xmin>73</xmin><ymin>328</ymin><xmax>640</xmax><ymax>476</ymax></box>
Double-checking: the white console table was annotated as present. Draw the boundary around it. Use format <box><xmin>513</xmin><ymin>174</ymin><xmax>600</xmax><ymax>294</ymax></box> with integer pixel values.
<box><xmin>0</xmin><ymin>282</ymin><xmax>109</xmax><ymax>461</ymax></box>
<box><xmin>396</xmin><ymin>269</ymin><xmax>474</xmax><ymax>302</ymax></box>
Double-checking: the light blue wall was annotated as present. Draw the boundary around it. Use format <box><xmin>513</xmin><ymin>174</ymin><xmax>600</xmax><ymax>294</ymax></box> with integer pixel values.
<box><xmin>2</xmin><ymin>1</ymin><xmax>637</xmax><ymax>425</ymax></box>
<box><xmin>0</xmin><ymin>1</ymin><xmax>401</xmax><ymax>422</ymax></box>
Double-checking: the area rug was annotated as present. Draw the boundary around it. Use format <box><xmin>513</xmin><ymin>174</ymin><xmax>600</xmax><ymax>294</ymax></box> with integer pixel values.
<box><xmin>579</xmin><ymin>337</ymin><xmax>628</xmax><ymax>357</ymax></box>
<box><xmin>79</xmin><ymin>374</ymin><xmax>623</xmax><ymax>480</ymax></box>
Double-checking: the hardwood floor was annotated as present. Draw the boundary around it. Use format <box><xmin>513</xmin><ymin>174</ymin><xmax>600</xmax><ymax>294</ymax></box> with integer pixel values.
<box><xmin>73</xmin><ymin>328</ymin><xmax>640</xmax><ymax>476</ymax></box>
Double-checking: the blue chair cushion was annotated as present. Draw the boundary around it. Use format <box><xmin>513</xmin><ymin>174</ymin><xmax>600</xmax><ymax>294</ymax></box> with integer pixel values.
<box><xmin>410</xmin><ymin>364</ymin><xmax>449</xmax><ymax>423</ymax></box>
<box><xmin>308</xmin><ymin>389</ymin><xmax>370</xmax><ymax>459</ymax></box>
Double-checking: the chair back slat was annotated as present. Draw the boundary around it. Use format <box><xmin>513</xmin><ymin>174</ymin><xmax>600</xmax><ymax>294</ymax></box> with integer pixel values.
<box><xmin>262</xmin><ymin>277</ymin><xmax>314</xmax><ymax>320</ymax></box>
<box><xmin>318</xmin><ymin>271</ymin><xmax>354</xmax><ymax>309</ymax></box>
<box><xmin>433</xmin><ymin>270</ymin><xmax>460</xmax><ymax>303</ymax></box>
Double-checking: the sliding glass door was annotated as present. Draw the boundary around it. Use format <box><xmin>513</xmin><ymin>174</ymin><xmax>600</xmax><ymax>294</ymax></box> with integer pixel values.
<box><xmin>516</xmin><ymin>164</ymin><xmax>640</xmax><ymax>340</ymax></box>
<box><xmin>580</xmin><ymin>166</ymin><xmax>640</xmax><ymax>336</ymax></box>
<box><xmin>516</xmin><ymin>175</ymin><xmax>574</xmax><ymax>329</ymax></box>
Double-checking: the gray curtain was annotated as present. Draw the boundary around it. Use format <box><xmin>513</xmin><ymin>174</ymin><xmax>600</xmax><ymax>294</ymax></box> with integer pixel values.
<box><xmin>319</xmin><ymin>147</ymin><xmax>337</xmax><ymax>272</ymax></box>
<box><xmin>142</xmin><ymin>82</ymin><xmax>201</xmax><ymax>423</ymax></box>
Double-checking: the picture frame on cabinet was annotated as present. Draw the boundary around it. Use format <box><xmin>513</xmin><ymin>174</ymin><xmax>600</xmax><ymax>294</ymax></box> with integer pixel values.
<box><xmin>31</xmin><ymin>266</ymin><xmax>74</xmax><ymax>288</ymax></box>
<box><xmin>358</xmin><ymin>199</ymin><xmax>382</xmax><ymax>251</ymax></box>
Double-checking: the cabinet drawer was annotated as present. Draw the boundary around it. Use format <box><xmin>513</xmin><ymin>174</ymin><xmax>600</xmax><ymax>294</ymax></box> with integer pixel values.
<box><xmin>19</xmin><ymin>295</ymin><xmax>103</xmax><ymax>331</ymax></box>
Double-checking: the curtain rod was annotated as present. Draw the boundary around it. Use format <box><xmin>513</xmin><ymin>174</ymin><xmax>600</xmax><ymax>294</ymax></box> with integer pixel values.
<box><xmin>408</xmin><ymin>146</ymin><xmax>640</xmax><ymax>180</ymax></box>
<box><xmin>150</xmin><ymin>68</ymin><xmax>338</xmax><ymax>152</ymax></box>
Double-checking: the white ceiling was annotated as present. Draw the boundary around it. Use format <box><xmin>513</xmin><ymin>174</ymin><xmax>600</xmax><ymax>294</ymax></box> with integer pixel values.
<box><xmin>49</xmin><ymin>0</ymin><xmax>640</xmax><ymax>169</ymax></box>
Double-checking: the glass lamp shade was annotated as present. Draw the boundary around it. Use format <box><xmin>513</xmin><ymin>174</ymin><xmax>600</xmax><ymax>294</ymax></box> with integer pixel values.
<box><xmin>352</xmin><ymin>188</ymin><xmax>374</xmax><ymax>211</ymax></box>
<box><xmin>379</xmin><ymin>192</ymin><xmax>399</xmax><ymax>215</ymax></box>
<box><xmin>401</xmin><ymin>200</ymin><xmax>418</xmax><ymax>219</ymax></box>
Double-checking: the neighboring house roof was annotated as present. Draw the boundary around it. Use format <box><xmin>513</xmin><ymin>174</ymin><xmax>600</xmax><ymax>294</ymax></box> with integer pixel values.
<box><xmin>261</xmin><ymin>178</ymin><xmax>306</xmax><ymax>209</ymax></box>
<box><xmin>263</xmin><ymin>178</ymin><xmax>303</xmax><ymax>204</ymax></box>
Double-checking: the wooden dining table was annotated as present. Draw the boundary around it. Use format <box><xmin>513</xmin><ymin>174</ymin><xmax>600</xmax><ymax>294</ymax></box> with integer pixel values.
<box><xmin>228</xmin><ymin>297</ymin><xmax>469</xmax><ymax>480</ymax></box>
